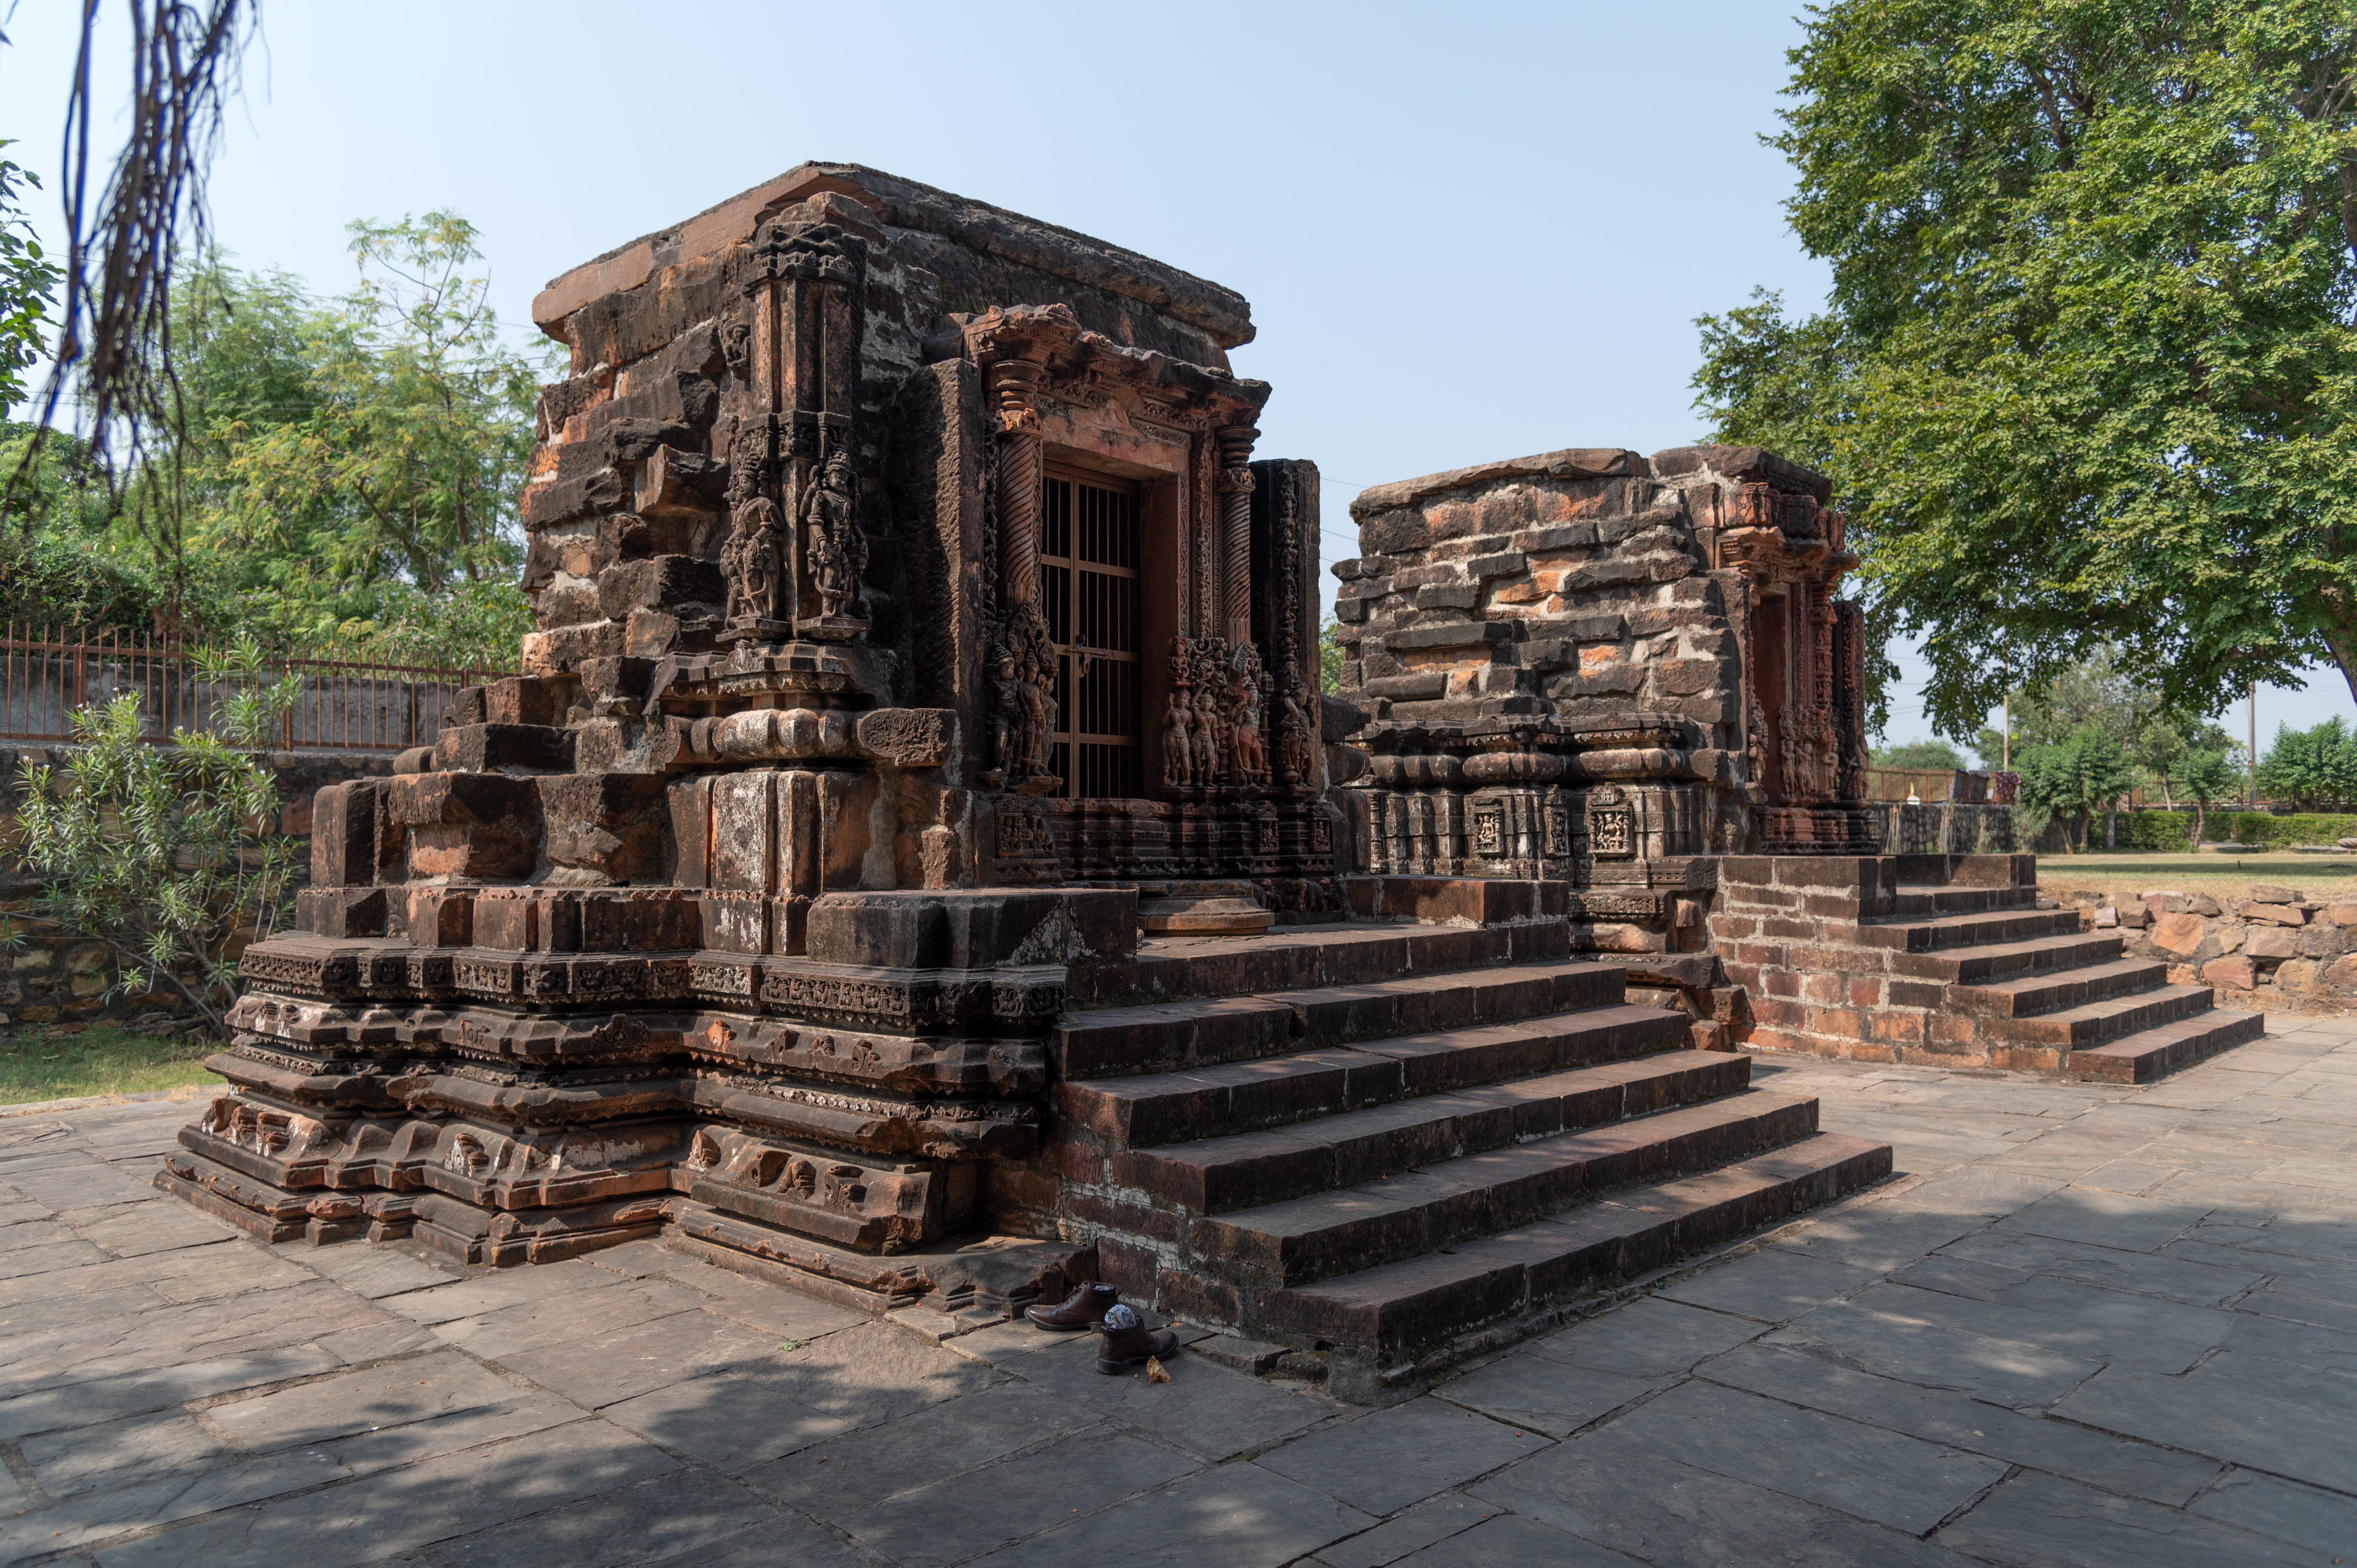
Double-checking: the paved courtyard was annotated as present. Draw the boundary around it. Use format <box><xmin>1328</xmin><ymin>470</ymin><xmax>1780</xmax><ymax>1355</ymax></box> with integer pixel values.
<box><xmin>0</xmin><ymin>1017</ymin><xmax>2350</xmax><ymax>1566</ymax></box>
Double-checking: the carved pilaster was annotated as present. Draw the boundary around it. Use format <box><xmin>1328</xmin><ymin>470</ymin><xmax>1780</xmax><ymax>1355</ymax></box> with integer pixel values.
<box><xmin>1833</xmin><ymin>600</ymin><xmax>1868</xmax><ymax>803</ymax></box>
<box><xmin>1216</xmin><ymin>426</ymin><xmax>1258</xmax><ymax>643</ymax></box>
<box><xmin>726</xmin><ymin>216</ymin><xmax>866</xmax><ymax>646</ymax></box>
<box><xmin>990</xmin><ymin>360</ymin><xmax>1047</xmax><ymax>610</ymax></box>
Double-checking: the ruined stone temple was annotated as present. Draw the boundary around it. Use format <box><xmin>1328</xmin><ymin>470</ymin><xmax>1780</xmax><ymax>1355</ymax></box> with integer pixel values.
<box><xmin>159</xmin><ymin>164</ymin><xmax>2259</xmax><ymax>1398</ymax></box>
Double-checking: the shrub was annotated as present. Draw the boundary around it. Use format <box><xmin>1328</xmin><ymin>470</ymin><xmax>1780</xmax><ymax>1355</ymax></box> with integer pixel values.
<box><xmin>2118</xmin><ymin>811</ymin><xmax>2194</xmax><ymax>851</ymax></box>
<box><xmin>11</xmin><ymin>639</ymin><xmax>303</xmax><ymax>1031</ymax></box>
<box><xmin>2231</xmin><ymin>812</ymin><xmax>2357</xmax><ymax>848</ymax></box>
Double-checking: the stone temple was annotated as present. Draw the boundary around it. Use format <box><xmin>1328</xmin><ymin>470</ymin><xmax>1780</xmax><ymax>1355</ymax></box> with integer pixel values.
<box><xmin>159</xmin><ymin>164</ymin><xmax>2261</xmax><ymax>1398</ymax></box>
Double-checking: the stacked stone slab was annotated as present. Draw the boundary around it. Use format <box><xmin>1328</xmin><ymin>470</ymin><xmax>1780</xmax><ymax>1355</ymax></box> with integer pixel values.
<box><xmin>1330</xmin><ymin>446</ymin><xmax>1877</xmax><ymax>1022</ymax></box>
<box><xmin>1048</xmin><ymin>878</ymin><xmax>1889</xmax><ymax>1398</ymax></box>
<box><xmin>1712</xmin><ymin>854</ymin><xmax>2263</xmax><ymax>1081</ymax></box>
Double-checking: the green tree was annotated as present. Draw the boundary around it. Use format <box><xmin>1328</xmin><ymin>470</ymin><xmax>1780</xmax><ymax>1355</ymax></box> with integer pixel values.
<box><xmin>2256</xmin><ymin>717</ymin><xmax>2357</xmax><ymax>808</ymax></box>
<box><xmin>188</xmin><ymin>215</ymin><xmax>543</xmax><ymax>655</ymax></box>
<box><xmin>12</xmin><ymin>639</ymin><xmax>303</xmax><ymax>1032</ymax></box>
<box><xmin>0</xmin><ymin>144</ymin><xmax>61</xmax><ymax>411</ymax></box>
<box><xmin>1871</xmin><ymin>739</ymin><xmax>1967</xmax><ymax>770</ymax></box>
<box><xmin>0</xmin><ymin>220</ymin><xmax>538</xmax><ymax>667</ymax></box>
<box><xmin>207</xmin><ymin>215</ymin><xmax>541</xmax><ymax>600</ymax></box>
<box><xmin>1694</xmin><ymin>3</ymin><xmax>2357</xmax><ymax>736</ymax></box>
<box><xmin>1318</xmin><ymin>616</ymin><xmax>1344</xmax><ymax>695</ymax></box>
<box><xmin>2181</xmin><ymin>745</ymin><xmax>2243</xmax><ymax>847</ymax></box>
<box><xmin>2016</xmin><ymin>726</ymin><xmax>2138</xmax><ymax>851</ymax></box>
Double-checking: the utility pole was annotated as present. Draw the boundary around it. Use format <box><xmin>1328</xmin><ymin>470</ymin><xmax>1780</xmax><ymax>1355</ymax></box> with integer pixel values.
<box><xmin>2248</xmin><ymin>677</ymin><xmax>2257</xmax><ymax>807</ymax></box>
<box><xmin>2000</xmin><ymin>645</ymin><xmax>2011</xmax><ymax>770</ymax></box>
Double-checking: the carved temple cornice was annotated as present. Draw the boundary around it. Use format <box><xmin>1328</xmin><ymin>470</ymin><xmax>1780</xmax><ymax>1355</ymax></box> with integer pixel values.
<box><xmin>956</xmin><ymin>304</ymin><xmax>1269</xmax><ymax>425</ymax></box>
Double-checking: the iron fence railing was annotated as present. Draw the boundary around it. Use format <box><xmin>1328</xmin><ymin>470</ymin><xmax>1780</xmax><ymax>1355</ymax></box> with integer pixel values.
<box><xmin>0</xmin><ymin>624</ymin><xmax>511</xmax><ymax>753</ymax></box>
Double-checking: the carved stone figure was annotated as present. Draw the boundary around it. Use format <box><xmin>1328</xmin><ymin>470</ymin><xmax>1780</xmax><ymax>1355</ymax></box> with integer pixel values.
<box><xmin>723</xmin><ymin>493</ymin><xmax>788</xmax><ymax>628</ymax></box>
<box><xmin>803</xmin><ymin>449</ymin><xmax>868</xmax><ymax>621</ymax></box>
<box><xmin>1277</xmin><ymin>688</ymin><xmax>1313</xmax><ymax>787</ymax></box>
<box><xmin>1190</xmin><ymin>699</ymin><xmax>1220</xmax><ymax>784</ymax></box>
<box><xmin>1017</xmin><ymin>663</ymin><xmax>1054</xmax><ymax>781</ymax></box>
<box><xmin>989</xmin><ymin>652</ymin><xmax>1023</xmax><ymax>783</ymax></box>
<box><xmin>1161</xmin><ymin>690</ymin><xmax>1194</xmax><ymax>788</ymax></box>
<box><xmin>1231</xmin><ymin>677</ymin><xmax>1267</xmax><ymax>786</ymax></box>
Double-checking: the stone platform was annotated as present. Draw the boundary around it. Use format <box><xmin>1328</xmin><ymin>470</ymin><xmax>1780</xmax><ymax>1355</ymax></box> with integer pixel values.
<box><xmin>158</xmin><ymin>871</ymin><xmax>1895</xmax><ymax>1400</ymax></box>
<box><xmin>0</xmin><ymin>1010</ymin><xmax>2344</xmax><ymax>1564</ymax></box>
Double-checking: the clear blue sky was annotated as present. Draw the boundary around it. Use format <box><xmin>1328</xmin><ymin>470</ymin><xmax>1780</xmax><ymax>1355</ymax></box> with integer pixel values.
<box><xmin>2</xmin><ymin>0</ymin><xmax>2345</xmax><ymax>749</ymax></box>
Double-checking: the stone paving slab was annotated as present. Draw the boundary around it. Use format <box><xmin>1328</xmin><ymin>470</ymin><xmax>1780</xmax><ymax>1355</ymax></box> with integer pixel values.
<box><xmin>0</xmin><ymin>1012</ymin><xmax>2347</xmax><ymax>1563</ymax></box>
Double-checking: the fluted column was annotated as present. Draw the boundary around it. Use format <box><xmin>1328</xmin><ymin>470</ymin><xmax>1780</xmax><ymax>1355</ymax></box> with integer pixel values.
<box><xmin>1216</xmin><ymin>426</ymin><xmax>1258</xmax><ymax>642</ymax></box>
<box><xmin>989</xmin><ymin>359</ymin><xmax>1047</xmax><ymax>607</ymax></box>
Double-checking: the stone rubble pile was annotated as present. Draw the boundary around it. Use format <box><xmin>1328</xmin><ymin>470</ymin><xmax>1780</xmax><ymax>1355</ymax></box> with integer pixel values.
<box><xmin>2059</xmin><ymin>882</ymin><xmax>2357</xmax><ymax>1012</ymax></box>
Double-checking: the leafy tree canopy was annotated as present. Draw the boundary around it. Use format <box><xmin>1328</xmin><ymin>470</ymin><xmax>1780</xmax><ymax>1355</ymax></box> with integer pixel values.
<box><xmin>1695</xmin><ymin>2</ymin><xmax>2357</xmax><ymax>736</ymax></box>
<box><xmin>3</xmin><ymin>214</ymin><xmax>543</xmax><ymax>669</ymax></box>
<box><xmin>1965</xmin><ymin>646</ymin><xmax>2235</xmax><ymax>805</ymax></box>
<box><xmin>1871</xmin><ymin>739</ymin><xmax>1969</xmax><ymax>770</ymax></box>
<box><xmin>2256</xmin><ymin>715</ymin><xmax>2357</xmax><ymax>807</ymax></box>
<box><xmin>2015</xmin><ymin>724</ymin><xmax>2140</xmax><ymax>849</ymax></box>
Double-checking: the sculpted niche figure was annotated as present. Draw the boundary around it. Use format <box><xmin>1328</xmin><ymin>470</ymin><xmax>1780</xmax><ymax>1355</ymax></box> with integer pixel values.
<box><xmin>721</xmin><ymin>423</ymin><xmax>787</xmax><ymax>632</ymax></box>
<box><xmin>989</xmin><ymin>652</ymin><xmax>1024</xmax><ymax>784</ymax></box>
<box><xmin>1231</xmin><ymin>674</ymin><xmax>1267</xmax><ymax>786</ymax></box>
<box><xmin>1277</xmin><ymin>682</ymin><xmax>1313</xmax><ymax>788</ymax></box>
<box><xmin>1161</xmin><ymin>690</ymin><xmax>1194</xmax><ymax>788</ymax></box>
<box><xmin>804</xmin><ymin>449</ymin><xmax>869</xmax><ymax>621</ymax></box>
<box><xmin>723</xmin><ymin>491</ymin><xmax>788</xmax><ymax>628</ymax></box>
<box><xmin>1190</xmin><ymin>698</ymin><xmax>1220</xmax><ymax>785</ymax></box>
<box><xmin>990</xmin><ymin>607</ymin><xmax>1059</xmax><ymax>787</ymax></box>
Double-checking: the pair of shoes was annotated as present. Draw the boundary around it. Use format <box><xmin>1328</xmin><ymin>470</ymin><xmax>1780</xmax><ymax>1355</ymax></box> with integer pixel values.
<box><xmin>1024</xmin><ymin>1282</ymin><xmax>1179</xmax><ymax>1374</ymax></box>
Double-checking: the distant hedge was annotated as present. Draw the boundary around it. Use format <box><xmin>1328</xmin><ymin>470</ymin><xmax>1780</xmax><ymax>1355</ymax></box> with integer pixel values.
<box><xmin>2119</xmin><ymin>810</ymin><xmax>2357</xmax><ymax>847</ymax></box>
<box><xmin>2117</xmin><ymin>811</ymin><xmax>2196</xmax><ymax>850</ymax></box>
<box><xmin>2228</xmin><ymin>812</ymin><xmax>2357</xmax><ymax>847</ymax></box>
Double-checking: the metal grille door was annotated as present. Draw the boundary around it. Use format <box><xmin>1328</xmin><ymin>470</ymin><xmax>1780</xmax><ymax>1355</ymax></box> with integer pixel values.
<box><xmin>1039</xmin><ymin>469</ymin><xmax>1142</xmax><ymax>798</ymax></box>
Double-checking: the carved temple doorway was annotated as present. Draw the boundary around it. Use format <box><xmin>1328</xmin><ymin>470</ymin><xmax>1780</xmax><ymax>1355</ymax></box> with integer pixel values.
<box><xmin>1040</xmin><ymin>466</ymin><xmax>1145</xmax><ymax>799</ymax></box>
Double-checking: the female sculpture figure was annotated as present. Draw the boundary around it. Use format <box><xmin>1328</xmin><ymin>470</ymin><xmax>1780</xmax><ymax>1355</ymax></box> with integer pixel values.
<box><xmin>1162</xmin><ymin>690</ymin><xmax>1194</xmax><ymax>788</ymax></box>
<box><xmin>1190</xmin><ymin>697</ymin><xmax>1221</xmax><ymax>785</ymax></box>
<box><xmin>1232</xmin><ymin>680</ymin><xmax>1267</xmax><ymax>786</ymax></box>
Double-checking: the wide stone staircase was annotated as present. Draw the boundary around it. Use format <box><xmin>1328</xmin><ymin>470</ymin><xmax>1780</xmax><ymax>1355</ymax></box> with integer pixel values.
<box><xmin>1048</xmin><ymin>883</ymin><xmax>1889</xmax><ymax>1399</ymax></box>
<box><xmin>1716</xmin><ymin>853</ymin><xmax>2264</xmax><ymax>1082</ymax></box>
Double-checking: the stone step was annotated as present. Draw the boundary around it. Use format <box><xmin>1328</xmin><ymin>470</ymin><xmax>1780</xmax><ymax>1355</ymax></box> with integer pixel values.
<box><xmin>1949</xmin><ymin>957</ymin><xmax>2173</xmax><ymax>1018</ymax></box>
<box><xmin>1889</xmin><ymin>883</ymin><xmax>2040</xmax><ymax>916</ymax></box>
<box><xmin>1890</xmin><ymin>931</ymin><xmax>2126</xmax><ymax>984</ymax></box>
<box><xmin>1189</xmin><ymin>1089</ymin><xmax>1817</xmax><ymax>1288</ymax></box>
<box><xmin>2069</xmin><ymin>1009</ymin><xmax>2267</xmax><ymax>1083</ymax></box>
<box><xmin>1256</xmin><ymin>1132</ymin><xmax>1891</xmax><ymax>1357</ymax></box>
<box><xmin>1114</xmin><ymin>1049</ymin><xmax>1750</xmax><ymax>1213</ymax></box>
<box><xmin>1978</xmin><ymin>982</ymin><xmax>2217</xmax><ymax>1047</ymax></box>
<box><xmin>1053</xmin><ymin>960</ymin><xmax>1627</xmax><ymax>1079</ymax></box>
<box><xmin>1070</xmin><ymin>920</ymin><xmax>1572</xmax><ymax>1008</ymax></box>
<box><xmin>1843</xmin><ymin>907</ymin><xmax>2083</xmax><ymax>952</ymax></box>
<box><xmin>1058</xmin><ymin>1004</ymin><xmax>1694</xmax><ymax>1150</ymax></box>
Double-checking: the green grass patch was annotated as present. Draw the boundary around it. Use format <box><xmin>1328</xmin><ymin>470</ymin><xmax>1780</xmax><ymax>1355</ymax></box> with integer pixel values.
<box><xmin>0</xmin><ymin>1024</ymin><xmax>218</xmax><ymax>1107</ymax></box>
<box><xmin>2032</xmin><ymin>851</ymin><xmax>2357</xmax><ymax>900</ymax></box>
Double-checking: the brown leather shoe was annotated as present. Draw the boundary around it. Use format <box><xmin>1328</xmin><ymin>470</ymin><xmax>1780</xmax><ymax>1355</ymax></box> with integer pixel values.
<box><xmin>1097</xmin><ymin>1304</ymin><xmax>1179</xmax><ymax>1374</ymax></box>
<box><xmin>1026</xmin><ymin>1281</ymin><xmax>1121</xmax><ymax>1331</ymax></box>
